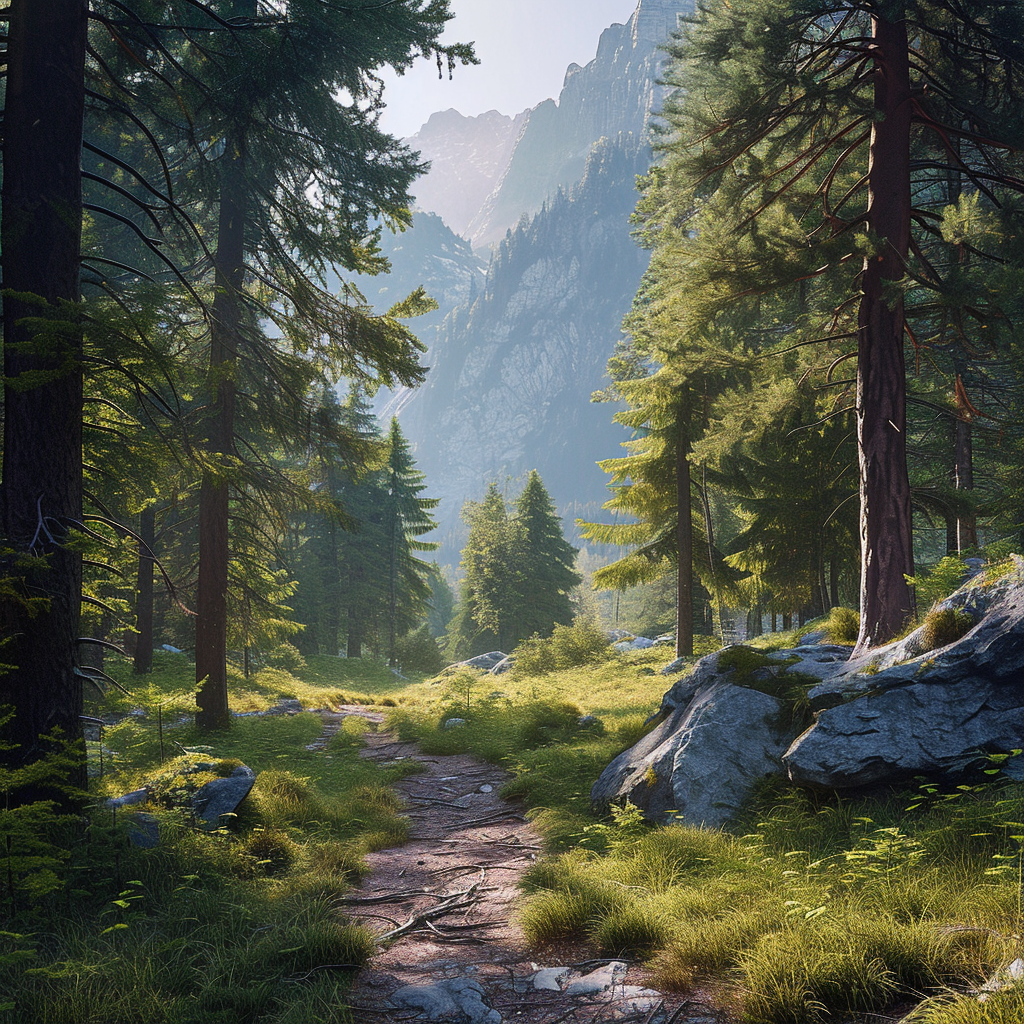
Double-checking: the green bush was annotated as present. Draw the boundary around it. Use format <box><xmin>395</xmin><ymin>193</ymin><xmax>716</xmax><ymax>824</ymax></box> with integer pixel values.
<box><xmin>906</xmin><ymin>556</ymin><xmax>969</xmax><ymax>611</ymax></box>
<box><xmin>512</xmin><ymin>616</ymin><xmax>611</xmax><ymax>676</ymax></box>
<box><xmin>393</xmin><ymin>625</ymin><xmax>444</xmax><ymax>674</ymax></box>
<box><xmin>240</xmin><ymin>827</ymin><xmax>298</xmax><ymax>875</ymax></box>
<box><xmin>266</xmin><ymin>641</ymin><xmax>308</xmax><ymax>673</ymax></box>
<box><xmin>920</xmin><ymin>607</ymin><xmax>975</xmax><ymax>651</ymax></box>
<box><xmin>824</xmin><ymin>606</ymin><xmax>860</xmax><ymax>644</ymax></box>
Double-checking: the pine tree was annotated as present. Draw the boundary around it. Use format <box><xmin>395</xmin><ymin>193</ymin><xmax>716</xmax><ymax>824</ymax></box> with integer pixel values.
<box><xmin>380</xmin><ymin>419</ymin><xmax>440</xmax><ymax>667</ymax></box>
<box><xmin>644</xmin><ymin>0</ymin><xmax>1024</xmax><ymax>650</ymax></box>
<box><xmin>449</xmin><ymin>474</ymin><xmax>581</xmax><ymax>660</ymax></box>
<box><xmin>514</xmin><ymin>472</ymin><xmax>580</xmax><ymax>642</ymax></box>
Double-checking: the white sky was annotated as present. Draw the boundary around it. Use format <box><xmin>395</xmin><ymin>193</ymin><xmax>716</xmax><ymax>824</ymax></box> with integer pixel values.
<box><xmin>378</xmin><ymin>1</ymin><xmax>641</xmax><ymax>139</ymax></box>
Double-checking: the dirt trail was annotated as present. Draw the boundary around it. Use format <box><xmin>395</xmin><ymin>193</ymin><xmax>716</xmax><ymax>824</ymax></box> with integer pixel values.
<box><xmin>318</xmin><ymin>720</ymin><xmax>727</xmax><ymax>1024</ymax></box>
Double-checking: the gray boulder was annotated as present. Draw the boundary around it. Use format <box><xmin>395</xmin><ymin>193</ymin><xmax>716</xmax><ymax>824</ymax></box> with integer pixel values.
<box><xmin>592</xmin><ymin>649</ymin><xmax>811</xmax><ymax>827</ymax></box>
<box><xmin>451</xmin><ymin>651</ymin><xmax>508</xmax><ymax>672</ymax></box>
<box><xmin>192</xmin><ymin>765</ymin><xmax>256</xmax><ymax>830</ymax></box>
<box><xmin>391</xmin><ymin>979</ymin><xmax>500</xmax><ymax>1024</ymax></box>
<box><xmin>785</xmin><ymin>568</ymin><xmax>1024</xmax><ymax>789</ymax></box>
<box><xmin>489</xmin><ymin>656</ymin><xmax>515</xmax><ymax>675</ymax></box>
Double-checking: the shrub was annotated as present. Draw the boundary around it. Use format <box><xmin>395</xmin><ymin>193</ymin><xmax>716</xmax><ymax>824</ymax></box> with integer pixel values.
<box><xmin>920</xmin><ymin>607</ymin><xmax>975</xmax><ymax>652</ymax></box>
<box><xmin>591</xmin><ymin>904</ymin><xmax>670</xmax><ymax>958</ymax></box>
<box><xmin>267</xmin><ymin>642</ymin><xmax>308</xmax><ymax>673</ymax></box>
<box><xmin>515</xmin><ymin>702</ymin><xmax>583</xmax><ymax>748</ymax></box>
<box><xmin>512</xmin><ymin>616</ymin><xmax>611</xmax><ymax>676</ymax></box>
<box><xmin>240</xmin><ymin>827</ymin><xmax>298</xmax><ymax>875</ymax></box>
<box><xmin>906</xmin><ymin>556</ymin><xmax>969</xmax><ymax>611</ymax></box>
<box><xmin>824</xmin><ymin>606</ymin><xmax>860</xmax><ymax>645</ymax></box>
<box><xmin>393</xmin><ymin>625</ymin><xmax>445</xmax><ymax>674</ymax></box>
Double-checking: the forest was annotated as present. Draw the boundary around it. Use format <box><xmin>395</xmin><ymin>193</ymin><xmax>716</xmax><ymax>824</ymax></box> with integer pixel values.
<box><xmin>7</xmin><ymin>1</ymin><xmax>1024</xmax><ymax>1023</ymax></box>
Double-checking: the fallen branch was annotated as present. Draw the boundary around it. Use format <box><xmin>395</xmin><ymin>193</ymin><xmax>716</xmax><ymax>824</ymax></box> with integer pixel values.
<box><xmin>375</xmin><ymin>882</ymin><xmax>498</xmax><ymax>943</ymax></box>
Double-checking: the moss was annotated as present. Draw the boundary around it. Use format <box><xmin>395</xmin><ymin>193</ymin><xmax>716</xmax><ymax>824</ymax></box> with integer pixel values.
<box><xmin>718</xmin><ymin>646</ymin><xmax>798</xmax><ymax>684</ymax></box>
<box><xmin>717</xmin><ymin>646</ymin><xmax>817</xmax><ymax>733</ymax></box>
<box><xmin>920</xmin><ymin>608</ymin><xmax>975</xmax><ymax>652</ymax></box>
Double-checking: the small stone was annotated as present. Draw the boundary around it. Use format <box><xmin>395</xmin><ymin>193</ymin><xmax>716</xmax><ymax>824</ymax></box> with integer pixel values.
<box><xmin>126</xmin><ymin>813</ymin><xmax>159</xmax><ymax>849</ymax></box>
<box><xmin>191</xmin><ymin>764</ymin><xmax>255</xmax><ymax>830</ymax></box>
<box><xmin>444</xmin><ymin>718</ymin><xmax>468</xmax><ymax>729</ymax></box>
<box><xmin>106</xmin><ymin>788</ymin><xmax>149</xmax><ymax>809</ymax></box>
<box><xmin>479</xmin><ymin>784</ymin><xmax>494</xmax><ymax>793</ymax></box>
<box><xmin>563</xmin><ymin>961</ymin><xmax>627</xmax><ymax>997</ymax></box>
<box><xmin>532</xmin><ymin>966</ymin><xmax>571</xmax><ymax>992</ymax></box>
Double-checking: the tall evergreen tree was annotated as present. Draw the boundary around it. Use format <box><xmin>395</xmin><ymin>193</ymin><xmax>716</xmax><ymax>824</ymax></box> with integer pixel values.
<box><xmin>449</xmin><ymin>474</ymin><xmax>580</xmax><ymax>660</ymax></box>
<box><xmin>644</xmin><ymin>0</ymin><xmax>1024</xmax><ymax>651</ymax></box>
<box><xmin>381</xmin><ymin>418</ymin><xmax>440</xmax><ymax>667</ymax></box>
<box><xmin>514</xmin><ymin>471</ymin><xmax>580</xmax><ymax>642</ymax></box>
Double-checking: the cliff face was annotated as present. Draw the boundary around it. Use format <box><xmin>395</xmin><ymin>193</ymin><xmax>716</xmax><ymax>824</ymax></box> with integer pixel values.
<box><xmin>362</xmin><ymin>0</ymin><xmax>696</xmax><ymax>560</ymax></box>
<box><xmin>405</xmin><ymin>109</ymin><xmax>529</xmax><ymax>240</ymax></box>
<box><xmin>389</xmin><ymin>140</ymin><xmax>652</xmax><ymax>560</ymax></box>
<box><xmin>466</xmin><ymin>0</ymin><xmax>692</xmax><ymax>248</ymax></box>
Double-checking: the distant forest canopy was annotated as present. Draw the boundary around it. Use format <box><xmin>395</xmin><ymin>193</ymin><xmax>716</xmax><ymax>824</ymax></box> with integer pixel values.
<box><xmin>582</xmin><ymin>0</ymin><xmax>1024</xmax><ymax>658</ymax></box>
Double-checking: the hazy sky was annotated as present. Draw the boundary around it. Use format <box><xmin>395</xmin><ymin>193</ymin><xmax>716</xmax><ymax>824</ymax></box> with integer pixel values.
<box><xmin>378</xmin><ymin>1</ymin><xmax>640</xmax><ymax>139</ymax></box>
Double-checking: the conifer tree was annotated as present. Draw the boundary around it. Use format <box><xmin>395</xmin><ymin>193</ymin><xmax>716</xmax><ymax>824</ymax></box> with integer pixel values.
<box><xmin>381</xmin><ymin>419</ymin><xmax>440</xmax><ymax>667</ymax></box>
<box><xmin>514</xmin><ymin>471</ymin><xmax>580</xmax><ymax>642</ymax></box>
<box><xmin>645</xmin><ymin>0</ymin><xmax>1024</xmax><ymax>651</ymax></box>
<box><xmin>449</xmin><ymin>474</ymin><xmax>580</xmax><ymax>660</ymax></box>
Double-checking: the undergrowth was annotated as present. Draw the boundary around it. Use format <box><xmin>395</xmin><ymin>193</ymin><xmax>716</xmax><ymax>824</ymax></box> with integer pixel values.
<box><xmin>11</xmin><ymin>629</ymin><xmax>1024</xmax><ymax>1024</ymax></box>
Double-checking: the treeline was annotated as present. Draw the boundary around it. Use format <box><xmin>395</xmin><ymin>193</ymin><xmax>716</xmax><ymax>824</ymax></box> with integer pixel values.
<box><xmin>0</xmin><ymin>0</ymin><xmax>473</xmax><ymax>785</ymax></box>
<box><xmin>584</xmin><ymin>0</ymin><xmax>1024</xmax><ymax>657</ymax></box>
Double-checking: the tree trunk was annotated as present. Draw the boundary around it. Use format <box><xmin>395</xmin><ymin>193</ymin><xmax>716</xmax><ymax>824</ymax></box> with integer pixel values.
<box><xmin>0</xmin><ymin>0</ymin><xmax>88</xmax><ymax>793</ymax></box>
<box><xmin>196</xmin><ymin>141</ymin><xmax>246</xmax><ymax>731</ymax></box>
<box><xmin>348</xmin><ymin>591</ymin><xmax>363</xmax><ymax>659</ymax></box>
<box><xmin>134</xmin><ymin>507</ymin><xmax>156</xmax><ymax>674</ymax></box>
<box><xmin>954</xmin><ymin>380</ymin><xmax>977</xmax><ymax>550</ymax></box>
<box><xmin>675</xmin><ymin>421</ymin><xmax>694</xmax><ymax>658</ymax></box>
<box><xmin>322</xmin><ymin>522</ymin><xmax>339</xmax><ymax>655</ymax></box>
<box><xmin>854</xmin><ymin>10</ymin><xmax>916</xmax><ymax>655</ymax></box>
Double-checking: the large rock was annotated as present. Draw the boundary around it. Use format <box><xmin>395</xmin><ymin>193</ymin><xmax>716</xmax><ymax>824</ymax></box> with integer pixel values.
<box><xmin>591</xmin><ymin>648</ymin><xmax>817</xmax><ymax>827</ymax></box>
<box><xmin>785</xmin><ymin>563</ymin><xmax>1024</xmax><ymax>788</ymax></box>
<box><xmin>594</xmin><ymin>561</ymin><xmax>1024</xmax><ymax>823</ymax></box>
<box><xmin>192</xmin><ymin>765</ymin><xmax>256</xmax><ymax>830</ymax></box>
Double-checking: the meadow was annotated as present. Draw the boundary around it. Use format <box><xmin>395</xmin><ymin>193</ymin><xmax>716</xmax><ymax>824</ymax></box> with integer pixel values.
<box><xmin>4</xmin><ymin>626</ymin><xmax>1024</xmax><ymax>1023</ymax></box>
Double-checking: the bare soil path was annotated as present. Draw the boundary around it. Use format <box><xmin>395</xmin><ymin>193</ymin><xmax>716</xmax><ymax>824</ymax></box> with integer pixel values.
<box><xmin>316</xmin><ymin>719</ymin><xmax>727</xmax><ymax>1024</ymax></box>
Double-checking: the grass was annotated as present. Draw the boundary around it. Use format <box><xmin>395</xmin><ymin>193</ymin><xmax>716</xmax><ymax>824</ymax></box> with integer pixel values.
<box><xmin>2</xmin><ymin>653</ymin><xmax>425</xmax><ymax>1024</ymax></box>
<box><xmin>10</xmin><ymin>632</ymin><xmax>1024</xmax><ymax>1023</ymax></box>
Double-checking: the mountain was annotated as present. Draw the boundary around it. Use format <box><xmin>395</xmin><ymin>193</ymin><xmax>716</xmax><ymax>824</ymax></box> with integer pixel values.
<box><xmin>354</xmin><ymin>212</ymin><xmax>485</xmax><ymax>366</ymax></box>
<box><xmin>359</xmin><ymin>0</ymin><xmax>695</xmax><ymax>561</ymax></box>
<box><xmin>467</xmin><ymin>0</ymin><xmax>690</xmax><ymax>247</ymax></box>
<box><xmin>404</xmin><ymin>0</ymin><xmax>692</xmax><ymax>249</ymax></box>
<box><xmin>405</xmin><ymin>109</ymin><xmax>529</xmax><ymax>240</ymax></box>
<box><xmin>391</xmin><ymin>138</ymin><xmax>652</xmax><ymax>561</ymax></box>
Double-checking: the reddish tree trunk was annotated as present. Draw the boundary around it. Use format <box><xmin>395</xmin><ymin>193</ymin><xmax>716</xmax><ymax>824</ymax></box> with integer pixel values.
<box><xmin>0</xmin><ymin>0</ymin><xmax>88</xmax><ymax>789</ymax></box>
<box><xmin>954</xmin><ymin>411</ymin><xmax>977</xmax><ymax>551</ymax></box>
<box><xmin>854</xmin><ymin>11</ymin><xmax>916</xmax><ymax>654</ymax></box>
<box><xmin>675</xmin><ymin>422</ymin><xmax>694</xmax><ymax>658</ymax></box>
<box><xmin>196</xmin><ymin>146</ymin><xmax>245</xmax><ymax>731</ymax></box>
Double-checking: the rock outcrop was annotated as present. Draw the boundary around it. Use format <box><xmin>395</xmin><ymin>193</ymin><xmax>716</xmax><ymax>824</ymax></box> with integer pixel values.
<box><xmin>786</xmin><ymin>563</ymin><xmax>1024</xmax><ymax>789</ymax></box>
<box><xmin>594</xmin><ymin>562</ymin><xmax>1024</xmax><ymax>825</ymax></box>
<box><xmin>591</xmin><ymin>648</ymin><xmax>829</xmax><ymax>827</ymax></box>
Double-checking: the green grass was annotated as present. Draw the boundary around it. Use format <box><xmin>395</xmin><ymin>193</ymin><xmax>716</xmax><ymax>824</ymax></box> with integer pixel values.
<box><xmin>12</xmin><ymin>636</ymin><xmax>1024</xmax><ymax>1023</ymax></box>
<box><xmin>1</xmin><ymin>652</ymin><xmax>428</xmax><ymax>1024</ymax></box>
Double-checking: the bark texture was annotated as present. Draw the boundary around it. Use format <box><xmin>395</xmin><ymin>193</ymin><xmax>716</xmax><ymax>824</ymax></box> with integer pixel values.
<box><xmin>854</xmin><ymin>11</ymin><xmax>916</xmax><ymax>654</ymax></box>
<box><xmin>675</xmin><ymin>423</ymin><xmax>694</xmax><ymax>658</ymax></box>
<box><xmin>0</xmin><ymin>0</ymin><xmax>88</xmax><ymax>786</ymax></box>
<box><xmin>196</xmin><ymin>146</ymin><xmax>245</xmax><ymax>730</ymax></box>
